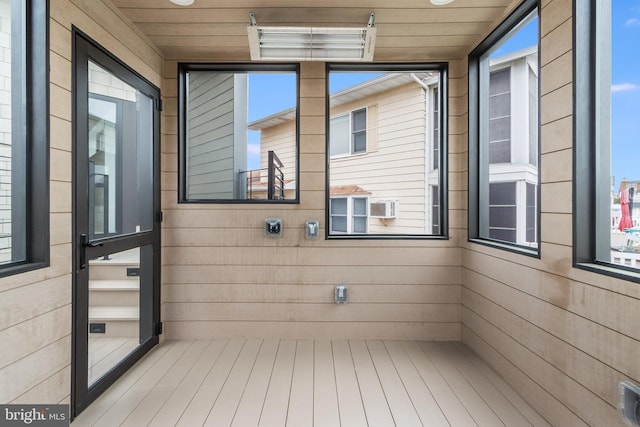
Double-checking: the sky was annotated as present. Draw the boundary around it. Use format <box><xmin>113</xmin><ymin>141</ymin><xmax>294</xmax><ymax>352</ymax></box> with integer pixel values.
<box><xmin>611</xmin><ymin>2</ymin><xmax>640</xmax><ymax>185</ymax></box>
<box><xmin>246</xmin><ymin>71</ymin><xmax>382</xmax><ymax>169</ymax></box>
<box><xmin>247</xmin><ymin>73</ymin><xmax>296</xmax><ymax>170</ymax></box>
<box><xmin>245</xmin><ymin>4</ymin><xmax>639</xmax><ymax>183</ymax></box>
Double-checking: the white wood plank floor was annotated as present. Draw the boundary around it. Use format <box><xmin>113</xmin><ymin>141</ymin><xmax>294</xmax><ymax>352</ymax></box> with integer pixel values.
<box><xmin>72</xmin><ymin>339</ymin><xmax>551</xmax><ymax>427</ymax></box>
<box><xmin>88</xmin><ymin>337</ymin><xmax>138</xmax><ymax>385</ymax></box>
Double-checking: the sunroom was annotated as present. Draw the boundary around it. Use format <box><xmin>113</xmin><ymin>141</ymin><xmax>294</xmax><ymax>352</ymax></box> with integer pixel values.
<box><xmin>1</xmin><ymin>0</ymin><xmax>639</xmax><ymax>426</ymax></box>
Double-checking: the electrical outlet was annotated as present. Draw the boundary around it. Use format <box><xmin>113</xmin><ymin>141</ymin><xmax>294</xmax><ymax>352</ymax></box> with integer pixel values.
<box><xmin>335</xmin><ymin>285</ymin><xmax>347</xmax><ymax>304</ymax></box>
<box><xmin>265</xmin><ymin>218</ymin><xmax>283</xmax><ymax>237</ymax></box>
<box><xmin>619</xmin><ymin>381</ymin><xmax>640</xmax><ymax>426</ymax></box>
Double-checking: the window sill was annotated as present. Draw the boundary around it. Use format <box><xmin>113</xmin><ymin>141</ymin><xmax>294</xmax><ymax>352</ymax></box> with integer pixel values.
<box><xmin>468</xmin><ymin>238</ymin><xmax>540</xmax><ymax>258</ymax></box>
<box><xmin>0</xmin><ymin>261</ymin><xmax>50</xmax><ymax>279</ymax></box>
<box><xmin>330</xmin><ymin>152</ymin><xmax>368</xmax><ymax>160</ymax></box>
<box><xmin>575</xmin><ymin>262</ymin><xmax>640</xmax><ymax>285</ymax></box>
<box><xmin>328</xmin><ymin>234</ymin><xmax>449</xmax><ymax>240</ymax></box>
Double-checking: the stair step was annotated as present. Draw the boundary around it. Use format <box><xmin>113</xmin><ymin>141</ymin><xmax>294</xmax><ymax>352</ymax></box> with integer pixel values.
<box><xmin>89</xmin><ymin>280</ymin><xmax>139</xmax><ymax>291</ymax></box>
<box><xmin>89</xmin><ymin>306</ymin><xmax>139</xmax><ymax>321</ymax></box>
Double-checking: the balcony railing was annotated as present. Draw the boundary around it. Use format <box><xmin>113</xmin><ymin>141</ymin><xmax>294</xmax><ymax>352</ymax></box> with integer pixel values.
<box><xmin>242</xmin><ymin>150</ymin><xmax>285</xmax><ymax>200</ymax></box>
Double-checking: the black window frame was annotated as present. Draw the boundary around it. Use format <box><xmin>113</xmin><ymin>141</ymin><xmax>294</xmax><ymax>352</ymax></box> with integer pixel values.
<box><xmin>574</xmin><ymin>0</ymin><xmax>640</xmax><ymax>282</ymax></box>
<box><xmin>0</xmin><ymin>0</ymin><xmax>49</xmax><ymax>277</ymax></box>
<box><xmin>468</xmin><ymin>0</ymin><xmax>540</xmax><ymax>256</ymax></box>
<box><xmin>326</xmin><ymin>62</ymin><xmax>449</xmax><ymax>240</ymax></box>
<box><xmin>177</xmin><ymin>62</ymin><xmax>300</xmax><ymax>204</ymax></box>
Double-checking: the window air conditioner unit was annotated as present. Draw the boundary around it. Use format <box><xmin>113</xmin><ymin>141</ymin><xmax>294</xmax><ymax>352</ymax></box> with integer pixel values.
<box><xmin>370</xmin><ymin>200</ymin><xmax>398</xmax><ymax>218</ymax></box>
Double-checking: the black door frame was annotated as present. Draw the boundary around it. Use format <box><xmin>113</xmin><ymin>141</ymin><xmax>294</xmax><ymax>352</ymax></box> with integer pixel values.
<box><xmin>71</xmin><ymin>28</ymin><xmax>162</xmax><ymax>418</ymax></box>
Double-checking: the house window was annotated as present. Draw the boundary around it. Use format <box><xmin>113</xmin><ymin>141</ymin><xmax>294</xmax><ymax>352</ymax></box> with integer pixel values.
<box><xmin>178</xmin><ymin>63</ymin><xmax>299</xmax><ymax>203</ymax></box>
<box><xmin>330</xmin><ymin>196</ymin><xmax>368</xmax><ymax>234</ymax></box>
<box><xmin>431</xmin><ymin>185</ymin><xmax>440</xmax><ymax>234</ymax></box>
<box><xmin>432</xmin><ymin>88</ymin><xmax>439</xmax><ymax>170</ymax></box>
<box><xmin>327</xmin><ymin>63</ymin><xmax>447</xmax><ymax>238</ymax></box>
<box><xmin>575</xmin><ymin>1</ymin><xmax>640</xmax><ymax>276</ymax></box>
<box><xmin>489</xmin><ymin>68</ymin><xmax>511</xmax><ymax>164</ymax></box>
<box><xmin>468</xmin><ymin>0</ymin><xmax>539</xmax><ymax>253</ymax></box>
<box><xmin>0</xmin><ymin>0</ymin><xmax>48</xmax><ymax>276</ymax></box>
<box><xmin>488</xmin><ymin>182</ymin><xmax>517</xmax><ymax>242</ymax></box>
<box><xmin>330</xmin><ymin>108</ymin><xmax>366</xmax><ymax>157</ymax></box>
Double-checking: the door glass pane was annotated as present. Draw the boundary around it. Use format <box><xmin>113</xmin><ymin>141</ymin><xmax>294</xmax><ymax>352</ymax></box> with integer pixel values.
<box><xmin>87</xmin><ymin>246</ymin><xmax>149</xmax><ymax>386</ymax></box>
<box><xmin>88</xmin><ymin>61</ymin><xmax>154</xmax><ymax>239</ymax></box>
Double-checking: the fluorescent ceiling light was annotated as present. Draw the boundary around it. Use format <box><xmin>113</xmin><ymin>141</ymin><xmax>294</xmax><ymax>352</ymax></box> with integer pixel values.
<box><xmin>169</xmin><ymin>0</ymin><xmax>194</xmax><ymax>5</ymax></box>
<box><xmin>430</xmin><ymin>0</ymin><xmax>455</xmax><ymax>4</ymax></box>
<box><xmin>248</xmin><ymin>13</ymin><xmax>376</xmax><ymax>61</ymax></box>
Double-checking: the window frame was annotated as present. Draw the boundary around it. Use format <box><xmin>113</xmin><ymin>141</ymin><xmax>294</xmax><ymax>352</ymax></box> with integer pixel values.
<box><xmin>177</xmin><ymin>62</ymin><xmax>300</xmax><ymax>204</ymax></box>
<box><xmin>573</xmin><ymin>0</ymin><xmax>640</xmax><ymax>281</ymax></box>
<box><xmin>468</xmin><ymin>0</ymin><xmax>540</xmax><ymax>256</ymax></box>
<box><xmin>0</xmin><ymin>0</ymin><xmax>49</xmax><ymax>277</ymax></box>
<box><xmin>329</xmin><ymin>195</ymin><xmax>369</xmax><ymax>235</ymax></box>
<box><xmin>326</xmin><ymin>62</ymin><xmax>449</xmax><ymax>240</ymax></box>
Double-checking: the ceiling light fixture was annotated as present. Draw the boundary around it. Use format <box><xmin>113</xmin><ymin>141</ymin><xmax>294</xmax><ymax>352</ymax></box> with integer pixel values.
<box><xmin>247</xmin><ymin>12</ymin><xmax>377</xmax><ymax>61</ymax></box>
<box><xmin>430</xmin><ymin>0</ymin><xmax>455</xmax><ymax>4</ymax></box>
<box><xmin>169</xmin><ymin>0</ymin><xmax>195</xmax><ymax>5</ymax></box>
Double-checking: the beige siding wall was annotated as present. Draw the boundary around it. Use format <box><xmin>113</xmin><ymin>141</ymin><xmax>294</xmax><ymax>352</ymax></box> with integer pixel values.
<box><xmin>462</xmin><ymin>1</ymin><xmax>636</xmax><ymax>426</ymax></box>
<box><xmin>162</xmin><ymin>62</ymin><xmax>462</xmax><ymax>340</ymax></box>
<box><xmin>0</xmin><ymin>0</ymin><xmax>161</xmax><ymax>405</ymax></box>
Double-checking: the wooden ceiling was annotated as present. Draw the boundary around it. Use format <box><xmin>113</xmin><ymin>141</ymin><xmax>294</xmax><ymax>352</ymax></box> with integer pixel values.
<box><xmin>111</xmin><ymin>0</ymin><xmax>520</xmax><ymax>61</ymax></box>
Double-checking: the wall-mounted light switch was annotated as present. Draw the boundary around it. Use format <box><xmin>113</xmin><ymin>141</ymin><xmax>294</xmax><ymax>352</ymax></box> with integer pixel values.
<box><xmin>305</xmin><ymin>220</ymin><xmax>319</xmax><ymax>239</ymax></box>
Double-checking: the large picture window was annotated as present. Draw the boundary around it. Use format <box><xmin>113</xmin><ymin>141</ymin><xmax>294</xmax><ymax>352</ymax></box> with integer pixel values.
<box><xmin>178</xmin><ymin>63</ymin><xmax>299</xmax><ymax>203</ymax></box>
<box><xmin>326</xmin><ymin>63</ymin><xmax>447</xmax><ymax>238</ymax></box>
<box><xmin>468</xmin><ymin>0</ymin><xmax>539</xmax><ymax>254</ymax></box>
<box><xmin>575</xmin><ymin>1</ymin><xmax>640</xmax><ymax>276</ymax></box>
<box><xmin>0</xmin><ymin>0</ymin><xmax>48</xmax><ymax>276</ymax></box>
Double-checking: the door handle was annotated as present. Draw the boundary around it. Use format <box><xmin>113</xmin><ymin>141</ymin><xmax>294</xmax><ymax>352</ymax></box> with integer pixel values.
<box><xmin>79</xmin><ymin>234</ymin><xmax>88</xmax><ymax>270</ymax></box>
<box><xmin>79</xmin><ymin>234</ymin><xmax>104</xmax><ymax>270</ymax></box>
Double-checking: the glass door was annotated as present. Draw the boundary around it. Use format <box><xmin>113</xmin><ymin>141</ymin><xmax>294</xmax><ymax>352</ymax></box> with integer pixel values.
<box><xmin>72</xmin><ymin>31</ymin><xmax>161</xmax><ymax>417</ymax></box>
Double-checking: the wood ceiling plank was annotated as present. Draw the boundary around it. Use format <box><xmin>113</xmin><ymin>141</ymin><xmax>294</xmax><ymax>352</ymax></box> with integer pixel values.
<box><xmin>136</xmin><ymin>22</ymin><xmax>486</xmax><ymax>37</ymax></box>
<box><xmin>119</xmin><ymin>7</ymin><xmax>502</xmax><ymax>25</ymax></box>
<box><xmin>113</xmin><ymin>0</ymin><xmax>509</xmax><ymax>8</ymax></box>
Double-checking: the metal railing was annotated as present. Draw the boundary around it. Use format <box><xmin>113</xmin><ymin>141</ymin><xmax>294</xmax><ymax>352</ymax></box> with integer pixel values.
<box><xmin>267</xmin><ymin>151</ymin><xmax>285</xmax><ymax>200</ymax></box>
<box><xmin>242</xmin><ymin>150</ymin><xmax>285</xmax><ymax>200</ymax></box>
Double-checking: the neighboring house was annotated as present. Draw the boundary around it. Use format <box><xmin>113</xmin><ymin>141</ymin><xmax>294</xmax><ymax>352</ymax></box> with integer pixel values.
<box><xmin>251</xmin><ymin>46</ymin><xmax>539</xmax><ymax>240</ymax></box>
<box><xmin>247</xmin><ymin>107</ymin><xmax>298</xmax><ymax>200</ymax></box>
<box><xmin>185</xmin><ymin>73</ymin><xmax>249</xmax><ymax>200</ymax></box>
<box><xmin>250</xmin><ymin>72</ymin><xmax>442</xmax><ymax>235</ymax></box>
<box><xmin>0</xmin><ymin>0</ymin><xmax>11</xmax><ymax>263</ymax></box>
<box><xmin>487</xmin><ymin>46</ymin><xmax>539</xmax><ymax>246</ymax></box>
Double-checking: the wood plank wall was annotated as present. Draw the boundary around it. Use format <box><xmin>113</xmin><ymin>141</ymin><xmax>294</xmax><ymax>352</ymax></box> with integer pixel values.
<box><xmin>462</xmin><ymin>1</ymin><xmax>638</xmax><ymax>426</ymax></box>
<box><xmin>161</xmin><ymin>61</ymin><xmax>463</xmax><ymax>341</ymax></box>
<box><xmin>0</xmin><ymin>0</ymin><xmax>162</xmax><ymax>405</ymax></box>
